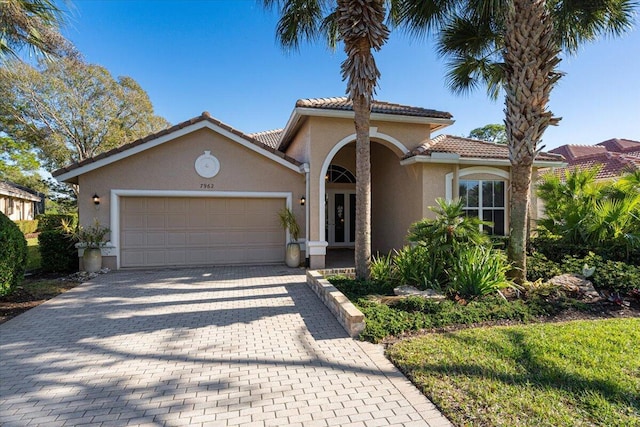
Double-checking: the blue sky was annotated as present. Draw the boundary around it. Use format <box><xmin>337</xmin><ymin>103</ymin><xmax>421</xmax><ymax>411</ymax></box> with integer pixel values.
<box><xmin>60</xmin><ymin>0</ymin><xmax>640</xmax><ymax>150</ymax></box>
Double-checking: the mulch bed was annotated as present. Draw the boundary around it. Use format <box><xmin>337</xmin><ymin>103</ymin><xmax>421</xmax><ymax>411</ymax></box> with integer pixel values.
<box><xmin>0</xmin><ymin>273</ymin><xmax>80</xmax><ymax>325</ymax></box>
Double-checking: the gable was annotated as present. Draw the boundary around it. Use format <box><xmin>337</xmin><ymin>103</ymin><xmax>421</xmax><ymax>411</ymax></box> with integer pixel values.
<box><xmin>53</xmin><ymin>115</ymin><xmax>303</xmax><ymax>184</ymax></box>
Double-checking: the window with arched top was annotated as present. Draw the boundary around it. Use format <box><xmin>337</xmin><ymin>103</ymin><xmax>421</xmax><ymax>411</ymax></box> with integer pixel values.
<box><xmin>326</xmin><ymin>165</ymin><xmax>356</xmax><ymax>183</ymax></box>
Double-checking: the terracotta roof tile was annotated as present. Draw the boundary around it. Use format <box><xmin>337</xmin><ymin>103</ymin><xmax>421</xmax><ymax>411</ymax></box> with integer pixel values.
<box><xmin>549</xmin><ymin>144</ymin><xmax>607</xmax><ymax>161</ymax></box>
<box><xmin>596</xmin><ymin>138</ymin><xmax>640</xmax><ymax>153</ymax></box>
<box><xmin>295</xmin><ymin>97</ymin><xmax>453</xmax><ymax>119</ymax></box>
<box><xmin>249</xmin><ymin>129</ymin><xmax>283</xmax><ymax>149</ymax></box>
<box><xmin>53</xmin><ymin>114</ymin><xmax>301</xmax><ymax>177</ymax></box>
<box><xmin>404</xmin><ymin>134</ymin><xmax>563</xmax><ymax>162</ymax></box>
<box><xmin>552</xmin><ymin>152</ymin><xmax>640</xmax><ymax>180</ymax></box>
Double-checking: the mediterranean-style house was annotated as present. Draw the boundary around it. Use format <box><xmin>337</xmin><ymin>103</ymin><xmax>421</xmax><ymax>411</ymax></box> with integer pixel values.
<box><xmin>52</xmin><ymin>97</ymin><xmax>564</xmax><ymax>270</ymax></box>
<box><xmin>0</xmin><ymin>181</ymin><xmax>43</xmax><ymax>221</ymax></box>
<box><xmin>549</xmin><ymin>138</ymin><xmax>640</xmax><ymax>180</ymax></box>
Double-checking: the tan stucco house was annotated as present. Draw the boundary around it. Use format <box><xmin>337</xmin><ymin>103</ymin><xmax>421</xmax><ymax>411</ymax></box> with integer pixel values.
<box><xmin>0</xmin><ymin>181</ymin><xmax>42</xmax><ymax>221</ymax></box>
<box><xmin>52</xmin><ymin>97</ymin><xmax>564</xmax><ymax>270</ymax></box>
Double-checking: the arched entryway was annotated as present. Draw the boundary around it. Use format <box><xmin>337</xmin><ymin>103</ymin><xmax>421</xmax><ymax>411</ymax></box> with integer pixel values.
<box><xmin>317</xmin><ymin>130</ymin><xmax>413</xmax><ymax>267</ymax></box>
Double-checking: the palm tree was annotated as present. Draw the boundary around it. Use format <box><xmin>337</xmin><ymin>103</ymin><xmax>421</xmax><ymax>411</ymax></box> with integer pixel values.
<box><xmin>395</xmin><ymin>0</ymin><xmax>636</xmax><ymax>283</ymax></box>
<box><xmin>0</xmin><ymin>0</ymin><xmax>75</xmax><ymax>61</ymax></box>
<box><xmin>263</xmin><ymin>0</ymin><xmax>390</xmax><ymax>279</ymax></box>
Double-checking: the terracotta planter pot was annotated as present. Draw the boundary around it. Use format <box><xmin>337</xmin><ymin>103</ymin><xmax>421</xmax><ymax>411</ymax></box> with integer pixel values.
<box><xmin>83</xmin><ymin>247</ymin><xmax>102</xmax><ymax>273</ymax></box>
<box><xmin>285</xmin><ymin>243</ymin><xmax>301</xmax><ymax>268</ymax></box>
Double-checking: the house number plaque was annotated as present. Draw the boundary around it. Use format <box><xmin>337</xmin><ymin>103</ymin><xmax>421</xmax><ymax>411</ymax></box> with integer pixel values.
<box><xmin>195</xmin><ymin>150</ymin><xmax>220</xmax><ymax>178</ymax></box>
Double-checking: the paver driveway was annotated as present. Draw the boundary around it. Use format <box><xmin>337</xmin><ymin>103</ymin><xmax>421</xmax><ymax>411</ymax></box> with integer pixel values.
<box><xmin>0</xmin><ymin>266</ymin><xmax>451</xmax><ymax>427</ymax></box>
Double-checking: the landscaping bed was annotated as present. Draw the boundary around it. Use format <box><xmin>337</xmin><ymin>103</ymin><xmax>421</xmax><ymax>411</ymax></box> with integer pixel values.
<box><xmin>0</xmin><ymin>273</ymin><xmax>86</xmax><ymax>324</ymax></box>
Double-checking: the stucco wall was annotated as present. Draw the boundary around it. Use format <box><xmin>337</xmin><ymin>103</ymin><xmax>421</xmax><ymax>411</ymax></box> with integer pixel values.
<box><xmin>78</xmin><ymin>127</ymin><xmax>306</xmax><ymax>248</ymax></box>
<box><xmin>371</xmin><ymin>144</ymin><xmax>423</xmax><ymax>253</ymax></box>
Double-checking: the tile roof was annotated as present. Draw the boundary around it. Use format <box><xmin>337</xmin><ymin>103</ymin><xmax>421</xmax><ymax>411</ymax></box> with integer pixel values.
<box><xmin>548</xmin><ymin>138</ymin><xmax>640</xmax><ymax>180</ymax></box>
<box><xmin>404</xmin><ymin>134</ymin><xmax>564</xmax><ymax>162</ymax></box>
<box><xmin>552</xmin><ymin>152</ymin><xmax>640</xmax><ymax>180</ymax></box>
<box><xmin>596</xmin><ymin>138</ymin><xmax>640</xmax><ymax>153</ymax></box>
<box><xmin>549</xmin><ymin>144</ymin><xmax>607</xmax><ymax>161</ymax></box>
<box><xmin>295</xmin><ymin>97</ymin><xmax>453</xmax><ymax>119</ymax></box>
<box><xmin>52</xmin><ymin>113</ymin><xmax>301</xmax><ymax>178</ymax></box>
<box><xmin>0</xmin><ymin>181</ymin><xmax>41</xmax><ymax>202</ymax></box>
<box><xmin>249</xmin><ymin>129</ymin><xmax>283</xmax><ymax>149</ymax></box>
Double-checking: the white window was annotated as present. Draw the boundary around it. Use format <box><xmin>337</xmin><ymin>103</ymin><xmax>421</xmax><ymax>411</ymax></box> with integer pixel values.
<box><xmin>459</xmin><ymin>180</ymin><xmax>506</xmax><ymax>235</ymax></box>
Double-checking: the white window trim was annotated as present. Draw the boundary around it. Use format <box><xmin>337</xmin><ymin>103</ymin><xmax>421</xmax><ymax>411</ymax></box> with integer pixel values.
<box><xmin>459</xmin><ymin>179</ymin><xmax>507</xmax><ymax>235</ymax></box>
<box><xmin>110</xmin><ymin>189</ymin><xmax>292</xmax><ymax>269</ymax></box>
<box><xmin>445</xmin><ymin>166</ymin><xmax>510</xmax><ymax>201</ymax></box>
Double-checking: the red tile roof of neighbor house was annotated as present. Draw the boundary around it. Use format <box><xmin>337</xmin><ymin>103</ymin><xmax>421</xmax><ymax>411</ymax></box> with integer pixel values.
<box><xmin>548</xmin><ymin>138</ymin><xmax>640</xmax><ymax>180</ymax></box>
<box><xmin>596</xmin><ymin>138</ymin><xmax>640</xmax><ymax>153</ymax></box>
<box><xmin>403</xmin><ymin>134</ymin><xmax>564</xmax><ymax>162</ymax></box>
<box><xmin>296</xmin><ymin>97</ymin><xmax>453</xmax><ymax>119</ymax></box>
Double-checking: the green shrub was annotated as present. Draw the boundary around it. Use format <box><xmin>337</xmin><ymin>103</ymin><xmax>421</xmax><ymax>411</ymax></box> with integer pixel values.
<box><xmin>38</xmin><ymin>229</ymin><xmax>78</xmax><ymax>272</ymax></box>
<box><xmin>36</xmin><ymin>213</ymin><xmax>77</xmax><ymax>232</ymax></box>
<box><xmin>448</xmin><ymin>246</ymin><xmax>515</xmax><ymax>299</ymax></box>
<box><xmin>327</xmin><ymin>276</ymin><xmax>394</xmax><ymax>300</ymax></box>
<box><xmin>561</xmin><ymin>253</ymin><xmax>640</xmax><ymax>294</ymax></box>
<box><xmin>527</xmin><ymin>252</ymin><xmax>563</xmax><ymax>282</ymax></box>
<box><xmin>15</xmin><ymin>219</ymin><xmax>38</xmax><ymax>235</ymax></box>
<box><xmin>370</xmin><ymin>252</ymin><xmax>395</xmax><ymax>284</ymax></box>
<box><xmin>393</xmin><ymin>245</ymin><xmax>443</xmax><ymax>290</ymax></box>
<box><xmin>0</xmin><ymin>212</ymin><xmax>28</xmax><ymax>296</ymax></box>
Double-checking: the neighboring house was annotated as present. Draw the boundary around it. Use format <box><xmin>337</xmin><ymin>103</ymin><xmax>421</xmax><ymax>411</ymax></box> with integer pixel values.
<box><xmin>0</xmin><ymin>181</ymin><xmax>43</xmax><ymax>221</ymax></box>
<box><xmin>52</xmin><ymin>97</ymin><xmax>564</xmax><ymax>270</ymax></box>
<box><xmin>549</xmin><ymin>138</ymin><xmax>640</xmax><ymax>180</ymax></box>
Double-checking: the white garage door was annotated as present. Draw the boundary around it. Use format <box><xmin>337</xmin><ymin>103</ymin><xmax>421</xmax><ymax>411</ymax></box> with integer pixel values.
<box><xmin>120</xmin><ymin>197</ymin><xmax>285</xmax><ymax>268</ymax></box>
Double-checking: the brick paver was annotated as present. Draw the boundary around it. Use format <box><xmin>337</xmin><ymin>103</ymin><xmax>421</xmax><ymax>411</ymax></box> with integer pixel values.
<box><xmin>0</xmin><ymin>266</ymin><xmax>451</xmax><ymax>426</ymax></box>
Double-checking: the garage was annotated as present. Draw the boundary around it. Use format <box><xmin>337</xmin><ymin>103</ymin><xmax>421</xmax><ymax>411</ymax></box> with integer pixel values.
<box><xmin>120</xmin><ymin>196</ymin><xmax>285</xmax><ymax>268</ymax></box>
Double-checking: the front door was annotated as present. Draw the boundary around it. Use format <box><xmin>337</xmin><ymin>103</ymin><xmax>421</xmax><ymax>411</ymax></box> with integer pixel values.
<box><xmin>326</xmin><ymin>190</ymin><xmax>356</xmax><ymax>247</ymax></box>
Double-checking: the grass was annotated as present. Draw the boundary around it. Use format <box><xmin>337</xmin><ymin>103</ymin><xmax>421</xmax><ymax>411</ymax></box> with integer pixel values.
<box><xmin>26</xmin><ymin>237</ymin><xmax>41</xmax><ymax>271</ymax></box>
<box><xmin>387</xmin><ymin>318</ymin><xmax>640</xmax><ymax>427</ymax></box>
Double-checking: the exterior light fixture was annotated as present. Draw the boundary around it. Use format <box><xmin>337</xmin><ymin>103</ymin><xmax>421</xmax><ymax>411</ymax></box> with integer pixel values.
<box><xmin>300</xmin><ymin>196</ymin><xmax>306</xmax><ymax>206</ymax></box>
<box><xmin>93</xmin><ymin>194</ymin><xmax>100</xmax><ymax>205</ymax></box>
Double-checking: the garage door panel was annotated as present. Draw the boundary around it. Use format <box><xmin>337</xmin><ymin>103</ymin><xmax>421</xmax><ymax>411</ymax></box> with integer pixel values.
<box><xmin>147</xmin><ymin>214</ymin><xmax>166</xmax><ymax>229</ymax></box>
<box><xmin>122</xmin><ymin>231</ymin><xmax>146</xmax><ymax>247</ymax></box>
<box><xmin>121</xmin><ymin>197</ymin><xmax>286</xmax><ymax>268</ymax></box>
<box><xmin>146</xmin><ymin>232</ymin><xmax>166</xmax><ymax>247</ymax></box>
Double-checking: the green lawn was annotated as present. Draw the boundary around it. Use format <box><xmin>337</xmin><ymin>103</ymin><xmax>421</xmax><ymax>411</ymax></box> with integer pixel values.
<box><xmin>26</xmin><ymin>237</ymin><xmax>41</xmax><ymax>271</ymax></box>
<box><xmin>387</xmin><ymin>318</ymin><xmax>640</xmax><ymax>427</ymax></box>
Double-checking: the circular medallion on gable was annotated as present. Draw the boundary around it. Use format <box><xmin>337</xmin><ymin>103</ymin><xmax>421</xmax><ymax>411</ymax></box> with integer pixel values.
<box><xmin>195</xmin><ymin>150</ymin><xmax>220</xmax><ymax>178</ymax></box>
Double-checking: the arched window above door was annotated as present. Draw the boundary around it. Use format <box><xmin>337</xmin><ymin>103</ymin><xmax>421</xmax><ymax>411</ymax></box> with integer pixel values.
<box><xmin>326</xmin><ymin>165</ymin><xmax>356</xmax><ymax>183</ymax></box>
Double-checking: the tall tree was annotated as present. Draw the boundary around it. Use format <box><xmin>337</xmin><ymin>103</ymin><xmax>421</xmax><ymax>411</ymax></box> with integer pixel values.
<box><xmin>0</xmin><ymin>0</ymin><xmax>75</xmax><ymax>61</ymax></box>
<box><xmin>396</xmin><ymin>0</ymin><xmax>636</xmax><ymax>283</ymax></box>
<box><xmin>0</xmin><ymin>58</ymin><xmax>170</xmax><ymax>173</ymax></box>
<box><xmin>264</xmin><ymin>0</ymin><xmax>389</xmax><ymax>279</ymax></box>
<box><xmin>468</xmin><ymin>123</ymin><xmax>506</xmax><ymax>144</ymax></box>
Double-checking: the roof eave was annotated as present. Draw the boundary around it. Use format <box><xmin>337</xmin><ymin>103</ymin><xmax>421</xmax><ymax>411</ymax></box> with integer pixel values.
<box><xmin>53</xmin><ymin>120</ymin><xmax>303</xmax><ymax>183</ymax></box>
<box><xmin>400</xmin><ymin>155</ymin><xmax>566</xmax><ymax>168</ymax></box>
<box><xmin>278</xmin><ymin>107</ymin><xmax>455</xmax><ymax>150</ymax></box>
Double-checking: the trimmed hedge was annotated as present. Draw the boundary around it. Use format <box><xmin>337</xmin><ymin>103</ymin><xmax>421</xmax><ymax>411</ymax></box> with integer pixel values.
<box><xmin>1</xmin><ymin>212</ymin><xmax>28</xmax><ymax>296</ymax></box>
<box><xmin>35</xmin><ymin>214</ymin><xmax>79</xmax><ymax>272</ymax></box>
<box><xmin>15</xmin><ymin>219</ymin><xmax>39</xmax><ymax>235</ymax></box>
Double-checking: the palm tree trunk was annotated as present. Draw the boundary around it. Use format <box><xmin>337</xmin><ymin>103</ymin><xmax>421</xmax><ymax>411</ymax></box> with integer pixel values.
<box><xmin>353</xmin><ymin>93</ymin><xmax>372</xmax><ymax>279</ymax></box>
<box><xmin>337</xmin><ymin>0</ymin><xmax>389</xmax><ymax>280</ymax></box>
<box><xmin>504</xmin><ymin>0</ymin><xmax>561</xmax><ymax>284</ymax></box>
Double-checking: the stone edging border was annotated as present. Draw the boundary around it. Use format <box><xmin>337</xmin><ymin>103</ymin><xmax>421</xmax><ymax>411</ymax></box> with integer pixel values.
<box><xmin>305</xmin><ymin>268</ymin><xmax>365</xmax><ymax>337</ymax></box>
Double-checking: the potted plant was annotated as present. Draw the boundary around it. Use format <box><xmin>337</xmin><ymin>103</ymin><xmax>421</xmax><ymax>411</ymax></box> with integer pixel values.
<box><xmin>278</xmin><ymin>208</ymin><xmax>301</xmax><ymax>268</ymax></box>
<box><xmin>64</xmin><ymin>219</ymin><xmax>110</xmax><ymax>273</ymax></box>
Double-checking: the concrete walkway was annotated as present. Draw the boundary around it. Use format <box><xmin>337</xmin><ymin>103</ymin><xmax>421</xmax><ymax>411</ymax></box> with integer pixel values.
<box><xmin>0</xmin><ymin>266</ymin><xmax>451</xmax><ymax>427</ymax></box>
